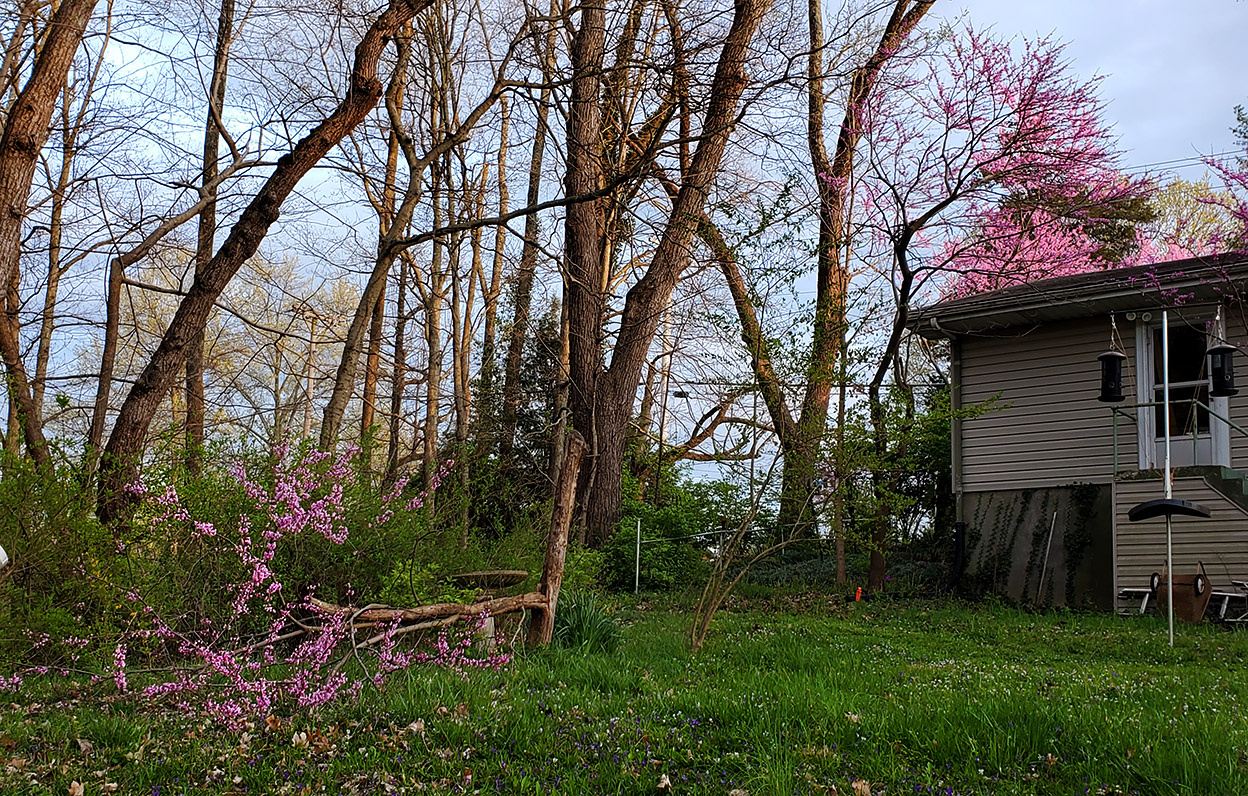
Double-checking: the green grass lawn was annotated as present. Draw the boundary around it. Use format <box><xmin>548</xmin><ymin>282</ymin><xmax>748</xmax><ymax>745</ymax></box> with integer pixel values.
<box><xmin>3</xmin><ymin>597</ymin><xmax>1246</xmax><ymax>795</ymax></box>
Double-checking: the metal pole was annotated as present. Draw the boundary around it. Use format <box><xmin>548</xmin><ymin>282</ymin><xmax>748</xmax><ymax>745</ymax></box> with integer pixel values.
<box><xmin>1163</xmin><ymin>310</ymin><xmax>1174</xmax><ymax>647</ymax></box>
<box><xmin>635</xmin><ymin>517</ymin><xmax>641</xmax><ymax>594</ymax></box>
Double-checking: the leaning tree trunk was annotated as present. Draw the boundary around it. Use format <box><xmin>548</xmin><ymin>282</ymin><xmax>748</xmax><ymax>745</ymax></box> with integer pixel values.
<box><xmin>527</xmin><ymin>430</ymin><xmax>587</xmax><ymax>646</ymax></box>
<box><xmin>97</xmin><ymin>0</ymin><xmax>436</xmax><ymax>524</ymax></box>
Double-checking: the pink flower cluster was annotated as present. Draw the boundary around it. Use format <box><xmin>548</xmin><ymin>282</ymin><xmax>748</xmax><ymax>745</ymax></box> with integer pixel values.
<box><xmin>373</xmin><ymin>459</ymin><xmax>455</xmax><ymax>526</ymax></box>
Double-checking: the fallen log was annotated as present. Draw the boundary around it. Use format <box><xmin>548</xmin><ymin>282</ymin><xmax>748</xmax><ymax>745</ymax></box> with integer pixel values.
<box><xmin>309</xmin><ymin>591</ymin><xmax>549</xmax><ymax>624</ymax></box>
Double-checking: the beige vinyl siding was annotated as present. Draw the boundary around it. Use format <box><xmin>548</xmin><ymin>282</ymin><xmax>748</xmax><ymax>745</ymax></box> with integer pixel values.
<box><xmin>1228</xmin><ymin>314</ymin><xmax>1248</xmax><ymax>470</ymax></box>
<box><xmin>1114</xmin><ymin>477</ymin><xmax>1248</xmax><ymax>590</ymax></box>
<box><xmin>959</xmin><ymin>317</ymin><xmax>1129</xmax><ymax>491</ymax></box>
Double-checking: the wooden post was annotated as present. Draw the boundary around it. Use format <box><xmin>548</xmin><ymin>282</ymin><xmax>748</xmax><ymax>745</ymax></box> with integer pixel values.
<box><xmin>528</xmin><ymin>430</ymin><xmax>587</xmax><ymax>646</ymax></box>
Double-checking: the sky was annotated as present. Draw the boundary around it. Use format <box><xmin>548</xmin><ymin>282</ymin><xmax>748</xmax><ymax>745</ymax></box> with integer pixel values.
<box><xmin>945</xmin><ymin>0</ymin><xmax>1246</xmax><ymax>180</ymax></box>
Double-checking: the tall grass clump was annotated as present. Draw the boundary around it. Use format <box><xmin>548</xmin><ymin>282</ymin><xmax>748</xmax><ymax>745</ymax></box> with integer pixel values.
<box><xmin>553</xmin><ymin>591</ymin><xmax>621</xmax><ymax>653</ymax></box>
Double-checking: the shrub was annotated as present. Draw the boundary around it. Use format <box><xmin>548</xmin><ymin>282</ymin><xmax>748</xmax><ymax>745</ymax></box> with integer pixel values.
<box><xmin>0</xmin><ymin>455</ymin><xmax>122</xmax><ymax>668</ymax></box>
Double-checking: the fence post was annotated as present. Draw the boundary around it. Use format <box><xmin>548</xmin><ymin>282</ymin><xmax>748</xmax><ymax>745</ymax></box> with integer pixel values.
<box><xmin>634</xmin><ymin>518</ymin><xmax>641</xmax><ymax>594</ymax></box>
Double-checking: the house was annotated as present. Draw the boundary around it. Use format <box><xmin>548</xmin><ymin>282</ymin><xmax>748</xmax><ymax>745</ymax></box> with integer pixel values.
<box><xmin>910</xmin><ymin>253</ymin><xmax>1248</xmax><ymax>610</ymax></box>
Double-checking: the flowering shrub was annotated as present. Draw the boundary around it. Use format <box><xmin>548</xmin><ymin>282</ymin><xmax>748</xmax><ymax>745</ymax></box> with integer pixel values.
<box><xmin>2</xmin><ymin>446</ymin><xmax>509</xmax><ymax>727</ymax></box>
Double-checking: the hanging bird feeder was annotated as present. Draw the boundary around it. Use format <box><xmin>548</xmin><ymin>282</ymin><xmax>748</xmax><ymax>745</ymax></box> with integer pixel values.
<box><xmin>1208</xmin><ymin>342</ymin><xmax>1238</xmax><ymax>398</ymax></box>
<box><xmin>1097</xmin><ymin>350</ymin><xmax>1127</xmax><ymax>403</ymax></box>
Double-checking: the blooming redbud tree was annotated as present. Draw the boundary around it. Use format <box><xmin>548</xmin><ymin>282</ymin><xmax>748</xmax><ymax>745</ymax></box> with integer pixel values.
<box><xmin>835</xmin><ymin>25</ymin><xmax>1152</xmax><ymax>592</ymax></box>
<box><xmin>850</xmin><ymin>26</ymin><xmax>1153</xmax><ymax>303</ymax></box>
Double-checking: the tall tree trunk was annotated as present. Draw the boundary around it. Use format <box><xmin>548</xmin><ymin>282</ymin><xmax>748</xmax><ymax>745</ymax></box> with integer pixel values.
<box><xmin>186</xmin><ymin>0</ymin><xmax>235</xmax><ymax>476</ymax></box>
<box><xmin>572</xmin><ymin>0</ymin><xmax>771</xmax><ymax>545</ymax></box>
<box><xmin>4</xmin><ymin>377</ymin><xmax>19</xmax><ymax>456</ymax></box>
<box><xmin>479</xmin><ymin>95</ymin><xmax>507</xmax><ymax>399</ymax></box>
<box><xmin>35</xmin><ymin>48</ymin><xmax>105</xmax><ymax>423</ymax></box>
<box><xmin>776</xmin><ymin>0</ymin><xmax>934</xmax><ymax>538</ymax></box>
<box><xmin>88</xmin><ymin>256</ymin><xmax>122</xmax><ymax>455</ymax></box>
<box><xmin>549</xmin><ymin>292</ymin><xmax>571</xmax><ymax>513</ymax></box>
<box><xmin>832</xmin><ymin>328</ymin><xmax>849</xmax><ymax>584</ymax></box>
<box><xmin>385</xmin><ymin>253</ymin><xmax>410</xmax><ymax>484</ymax></box>
<box><xmin>0</xmin><ymin>260</ymin><xmax>46</xmax><ymax>464</ymax></box>
<box><xmin>0</xmin><ymin>0</ymin><xmax>98</xmax><ymax>302</ymax></box>
<box><xmin>421</xmin><ymin>152</ymin><xmax>447</xmax><ymax>499</ymax></box>
<box><xmin>359</xmin><ymin>39</ymin><xmax>409</xmax><ymax>456</ymax></box>
<box><xmin>97</xmin><ymin>0</ymin><xmax>437</xmax><ymax>524</ymax></box>
<box><xmin>360</xmin><ymin>286</ymin><xmax>385</xmax><ymax>443</ymax></box>
<box><xmin>33</xmin><ymin>138</ymin><xmax>68</xmax><ymax>424</ymax></box>
<box><xmin>500</xmin><ymin>0</ymin><xmax>557</xmax><ymax>457</ymax></box>
<box><xmin>866</xmin><ymin>244</ymin><xmax>916</xmax><ymax>593</ymax></box>
<box><xmin>319</xmin><ymin>19</ymin><xmax>511</xmax><ymax>447</ymax></box>
<box><xmin>452</xmin><ymin>206</ymin><xmax>477</xmax><ymax>547</ymax></box>
<box><xmin>563</xmin><ymin>0</ymin><xmax>609</xmax><ymax>541</ymax></box>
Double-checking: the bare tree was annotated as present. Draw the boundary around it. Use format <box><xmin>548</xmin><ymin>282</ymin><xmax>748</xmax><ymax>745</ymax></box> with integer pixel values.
<box><xmin>0</xmin><ymin>0</ymin><xmax>100</xmax><ymax>463</ymax></box>
<box><xmin>185</xmin><ymin>0</ymin><xmax>238</xmax><ymax>475</ymax></box>
<box><xmin>97</xmin><ymin>0</ymin><xmax>439</xmax><ymax>524</ymax></box>
<box><xmin>565</xmin><ymin>0</ymin><xmax>773</xmax><ymax>545</ymax></box>
<box><xmin>317</xmin><ymin>0</ymin><xmax>529</xmax><ymax>448</ymax></box>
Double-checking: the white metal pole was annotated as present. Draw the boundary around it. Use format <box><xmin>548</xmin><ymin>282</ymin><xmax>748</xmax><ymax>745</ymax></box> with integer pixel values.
<box><xmin>1163</xmin><ymin>310</ymin><xmax>1174</xmax><ymax>647</ymax></box>
<box><xmin>635</xmin><ymin>517</ymin><xmax>641</xmax><ymax>594</ymax></box>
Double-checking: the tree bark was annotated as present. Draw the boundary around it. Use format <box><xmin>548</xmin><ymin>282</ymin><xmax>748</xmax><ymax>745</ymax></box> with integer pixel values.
<box><xmin>421</xmin><ymin>155</ymin><xmax>446</xmax><ymax>499</ymax></box>
<box><xmin>549</xmin><ymin>292</ymin><xmax>571</xmax><ymax>509</ymax></box>
<box><xmin>563</xmin><ymin>0</ymin><xmax>609</xmax><ymax>542</ymax></box>
<box><xmin>384</xmin><ymin>253</ymin><xmax>410</xmax><ymax>484</ymax></box>
<box><xmin>0</xmin><ymin>0</ymin><xmax>98</xmax><ymax>305</ymax></box>
<box><xmin>186</xmin><ymin>0</ymin><xmax>236</xmax><ymax>476</ymax></box>
<box><xmin>360</xmin><ymin>286</ymin><xmax>385</xmax><ymax>441</ymax></box>
<box><xmin>451</xmin><ymin>196</ymin><xmax>475</xmax><ymax>547</ymax></box>
<box><xmin>97</xmin><ymin>0</ymin><xmax>436</xmax><ymax>524</ymax></box>
<box><xmin>572</xmin><ymin>0</ymin><xmax>771</xmax><ymax>545</ymax></box>
<box><xmin>527</xmin><ymin>430</ymin><xmax>587</xmax><ymax>646</ymax></box>
<box><xmin>0</xmin><ymin>258</ymin><xmax>46</xmax><ymax>465</ymax></box>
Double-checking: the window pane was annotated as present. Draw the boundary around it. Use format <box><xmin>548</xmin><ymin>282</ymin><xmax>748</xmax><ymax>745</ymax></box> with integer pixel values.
<box><xmin>1153</xmin><ymin>325</ymin><xmax>1207</xmax><ymax>384</ymax></box>
<box><xmin>1154</xmin><ymin>384</ymin><xmax>1209</xmax><ymax>436</ymax></box>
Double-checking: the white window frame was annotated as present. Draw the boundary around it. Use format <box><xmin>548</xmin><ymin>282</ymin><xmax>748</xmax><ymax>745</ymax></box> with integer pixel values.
<box><xmin>1135</xmin><ymin>311</ymin><xmax>1231</xmax><ymax>469</ymax></box>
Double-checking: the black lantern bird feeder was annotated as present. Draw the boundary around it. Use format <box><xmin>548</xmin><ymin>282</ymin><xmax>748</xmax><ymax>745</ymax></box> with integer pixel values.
<box><xmin>1098</xmin><ymin>350</ymin><xmax>1127</xmax><ymax>403</ymax></box>
<box><xmin>1208</xmin><ymin>342</ymin><xmax>1238</xmax><ymax>398</ymax></box>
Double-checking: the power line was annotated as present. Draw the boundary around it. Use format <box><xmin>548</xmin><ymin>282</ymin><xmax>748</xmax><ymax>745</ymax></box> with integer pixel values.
<box><xmin>1121</xmin><ymin>150</ymin><xmax>1239</xmax><ymax>175</ymax></box>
